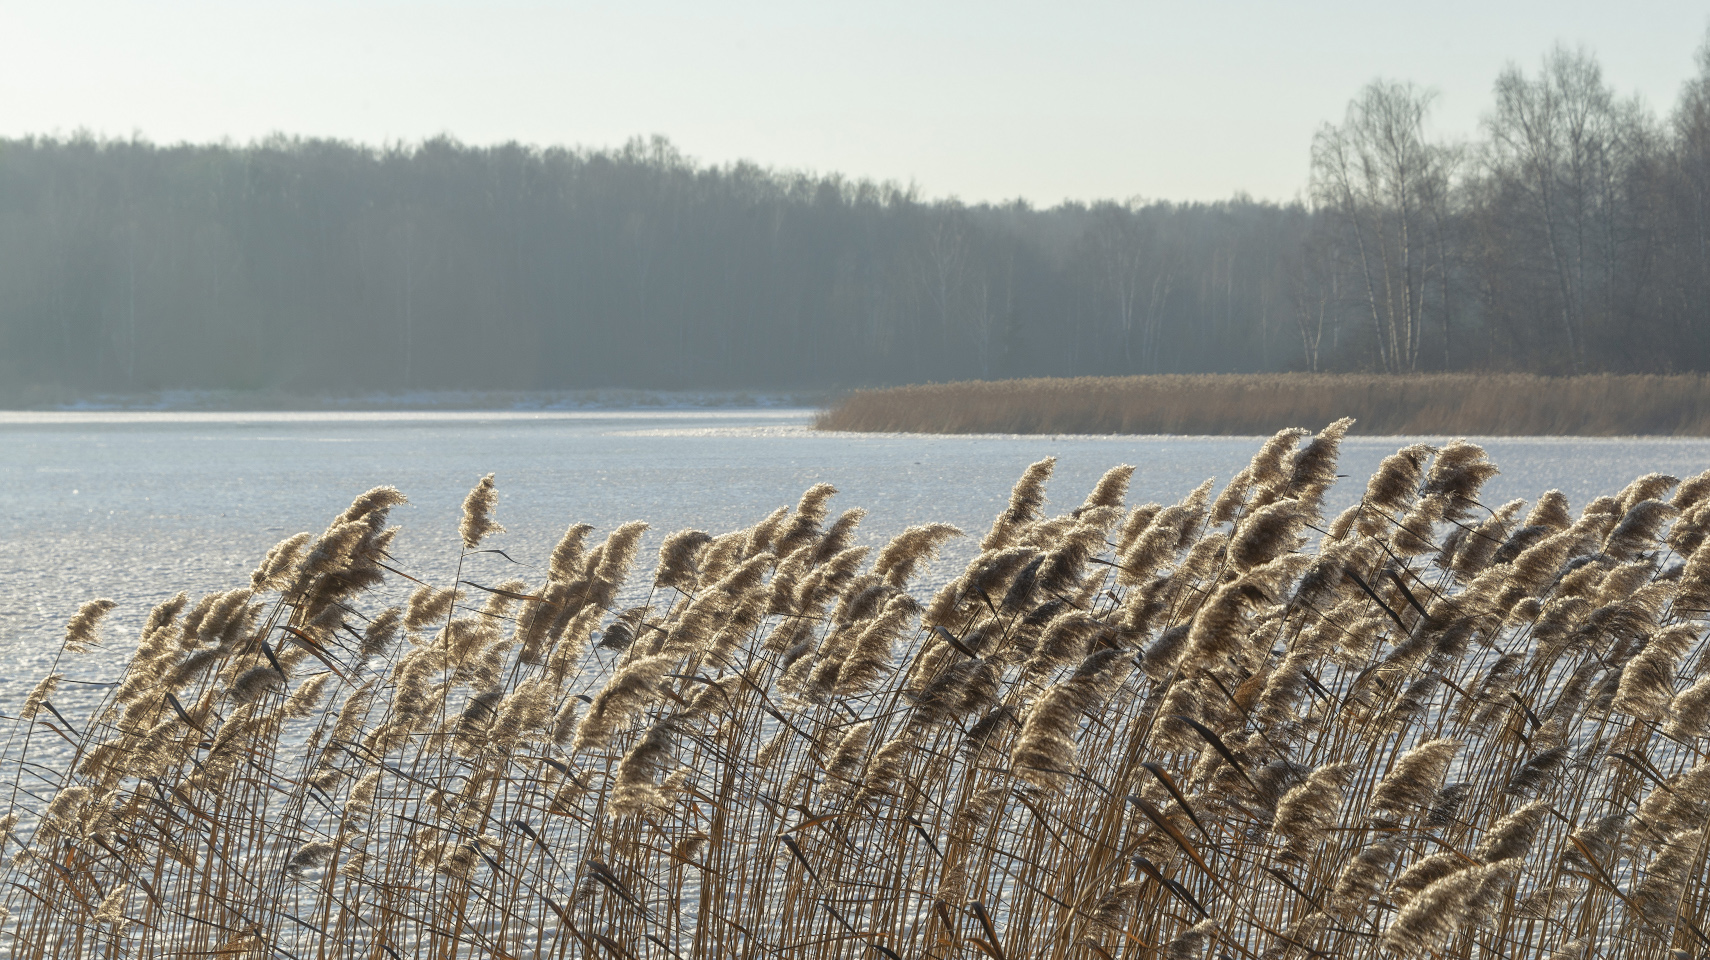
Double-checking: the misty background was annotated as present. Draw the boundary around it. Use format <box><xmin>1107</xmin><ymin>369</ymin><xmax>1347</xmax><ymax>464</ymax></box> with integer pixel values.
<box><xmin>3</xmin><ymin>8</ymin><xmax>1710</xmax><ymax>395</ymax></box>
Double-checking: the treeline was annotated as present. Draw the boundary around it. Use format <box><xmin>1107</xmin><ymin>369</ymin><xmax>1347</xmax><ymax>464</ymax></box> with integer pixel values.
<box><xmin>1304</xmin><ymin>42</ymin><xmax>1710</xmax><ymax>374</ymax></box>
<box><xmin>1</xmin><ymin>39</ymin><xmax>1707</xmax><ymax>394</ymax></box>
<box><xmin>0</xmin><ymin>138</ymin><xmax>1304</xmax><ymax>393</ymax></box>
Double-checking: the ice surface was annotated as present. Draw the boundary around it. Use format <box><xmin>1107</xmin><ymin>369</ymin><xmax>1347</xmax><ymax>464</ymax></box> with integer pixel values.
<box><xmin>3</xmin><ymin>408</ymin><xmax>1707</xmax><ymax>730</ymax></box>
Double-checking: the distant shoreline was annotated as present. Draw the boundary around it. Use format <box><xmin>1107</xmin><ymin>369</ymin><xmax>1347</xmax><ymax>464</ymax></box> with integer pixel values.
<box><xmin>813</xmin><ymin>373</ymin><xmax>1710</xmax><ymax>437</ymax></box>
<box><xmin>0</xmin><ymin>387</ymin><xmax>832</xmax><ymax>413</ymax></box>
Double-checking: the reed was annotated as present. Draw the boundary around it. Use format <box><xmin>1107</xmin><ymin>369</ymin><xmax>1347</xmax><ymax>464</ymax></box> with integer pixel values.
<box><xmin>4</xmin><ymin>426</ymin><xmax>1710</xmax><ymax>958</ymax></box>
<box><xmin>815</xmin><ymin>373</ymin><xmax>1710</xmax><ymax>435</ymax></box>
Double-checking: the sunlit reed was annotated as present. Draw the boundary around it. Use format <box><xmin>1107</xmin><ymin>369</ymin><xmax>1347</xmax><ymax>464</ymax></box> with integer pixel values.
<box><xmin>3</xmin><ymin>424</ymin><xmax>1708</xmax><ymax>958</ymax></box>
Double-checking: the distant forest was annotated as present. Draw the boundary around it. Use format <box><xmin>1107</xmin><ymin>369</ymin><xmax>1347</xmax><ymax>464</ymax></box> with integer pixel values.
<box><xmin>3</xmin><ymin>41</ymin><xmax>1710</xmax><ymax>394</ymax></box>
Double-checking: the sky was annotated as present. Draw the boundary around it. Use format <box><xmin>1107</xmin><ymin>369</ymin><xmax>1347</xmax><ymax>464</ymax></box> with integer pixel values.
<box><xmin>2</xmin><ymin>1</ymin><xmax>1705</xmax><ymax>205</ymax></box>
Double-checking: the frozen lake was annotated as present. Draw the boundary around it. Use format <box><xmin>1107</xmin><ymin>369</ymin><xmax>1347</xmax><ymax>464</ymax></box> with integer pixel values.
<box><xmin>4</xmin><ymin>408</ymin><xmax>1709</xmax><ymax>702</ymax></box>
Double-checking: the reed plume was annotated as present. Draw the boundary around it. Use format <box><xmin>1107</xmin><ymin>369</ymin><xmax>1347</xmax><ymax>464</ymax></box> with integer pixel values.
<box><xmin>458</xmin><ymin>473</ymin><xmax>503</xmax><ymax>549</ymax></box>
<box><xmin>775</xmin><ymin>482</ymin><xmax>839</xmax><ymax>556</ymax></box>
<box><xmin>1371</xmin><ymin>738</ymin><xmax>1461</xmax><ymax>814</ymax></box>
<box><xmin>653</xmin><ymin>528</ymin><xmax>714</xmax><ymax>591</ymax></box>
<box><xmin>872</xmin><ymin>523</ymin><xmax>962</xmax><ymax>588</ymax></box>
<box><xmin>982</xmin><ymin>456</ymin><xmax>1055</xmax><ymax>550</ymax></box>
<box><xmin>62</xmin><ymin>598</ymin><xmax>117</xmax><ymax>653</ymax></box>
<box><xmin>1078</xmin><ymin>463</ymin><xmax>1135</xmax><ymax>512</ymax></box>
<box><xmin>3</xmin><ymin>427</ymin><xmax>1707</xmax><ymax>960</ymax></box>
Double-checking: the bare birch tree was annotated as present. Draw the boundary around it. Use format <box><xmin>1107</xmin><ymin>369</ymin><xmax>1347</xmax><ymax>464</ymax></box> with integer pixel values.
<box><xmin>1311</xmin><ymin>81</ymin><xmax>1452</xmax><ymax>372</ymax></box>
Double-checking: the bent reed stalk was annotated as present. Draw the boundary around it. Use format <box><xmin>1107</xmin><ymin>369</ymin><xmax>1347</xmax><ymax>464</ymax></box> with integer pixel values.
<box><xmin>815</xmin><ymin>373</ymin><xmax>1710</xmax><ymax>436</ymax></box>
<box><xmin>5</xmin><ymin>422</ymin><xmax>1710</xmax><ymax>958</ymax></box>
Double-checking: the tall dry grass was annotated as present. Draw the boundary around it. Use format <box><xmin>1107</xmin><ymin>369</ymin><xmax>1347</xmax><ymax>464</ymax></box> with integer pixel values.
<box><xmin>815</xmin><ymin>373</ymin><xmax>1710</xmax><ymax>435</ymax></box>
<box><xmin>4</xmin><ymin>424</ymin><xmax>1710</xmax><ymax>958</ymax></box>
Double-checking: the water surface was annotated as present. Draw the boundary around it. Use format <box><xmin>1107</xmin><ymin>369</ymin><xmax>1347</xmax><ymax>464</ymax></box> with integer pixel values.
<box><xmin>4</xmin><ymin>409</ymin><xmax>1708</xmax><ymax>702</ymax></box>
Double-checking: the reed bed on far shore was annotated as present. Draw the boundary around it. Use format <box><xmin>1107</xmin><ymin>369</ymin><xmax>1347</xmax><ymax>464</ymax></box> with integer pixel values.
<box><xmin>6</xmin><ymin>422</ymin><xmax>1710</xmax><ymax>958</ymax></box>
<box><xmin>815</xmin><ymin>374</ymin><xmax>1710</xmax><ymax>436</ymax></box>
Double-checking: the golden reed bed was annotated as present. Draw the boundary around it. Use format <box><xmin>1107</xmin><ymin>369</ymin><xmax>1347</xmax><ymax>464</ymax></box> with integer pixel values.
<box><xmin>814</xmin><ymin>374</ymin><xmax>1710</xmax><ymax>436</ymax></box>
<box><xmin>5</xmin><ymin>421</ymin><xmax>1710</xmax><ymax>957</ymax></box>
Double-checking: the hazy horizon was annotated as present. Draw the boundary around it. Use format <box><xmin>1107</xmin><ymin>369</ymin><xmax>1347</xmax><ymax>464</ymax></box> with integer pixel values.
<box><xmin>5</xmin><ymin>0</ymin><xmax>1706</xmax><ymax>205</ymax></box>
<box><xmin>5</xmin><ymin>5</ymin><xmax>1710</xmax><ymax>397</ymax></box>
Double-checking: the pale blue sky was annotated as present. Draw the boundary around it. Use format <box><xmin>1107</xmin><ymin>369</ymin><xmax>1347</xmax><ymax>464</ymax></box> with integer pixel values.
<box><xmin>3</xmin><ymin>1</ymin><xmax>1704</xmax><ymax>204</ymax></box>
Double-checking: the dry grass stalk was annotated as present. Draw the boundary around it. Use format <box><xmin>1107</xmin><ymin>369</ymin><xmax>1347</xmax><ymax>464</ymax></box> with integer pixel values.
<box><xmin>815</xmin><ymin>373</ymin><xmax>1710</xmax><ymax>436</ymax></box>
<box><xmin>2</xmin><ymin>444</ymin><xmax>1709</xmax><ymax>959</ymax></box>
